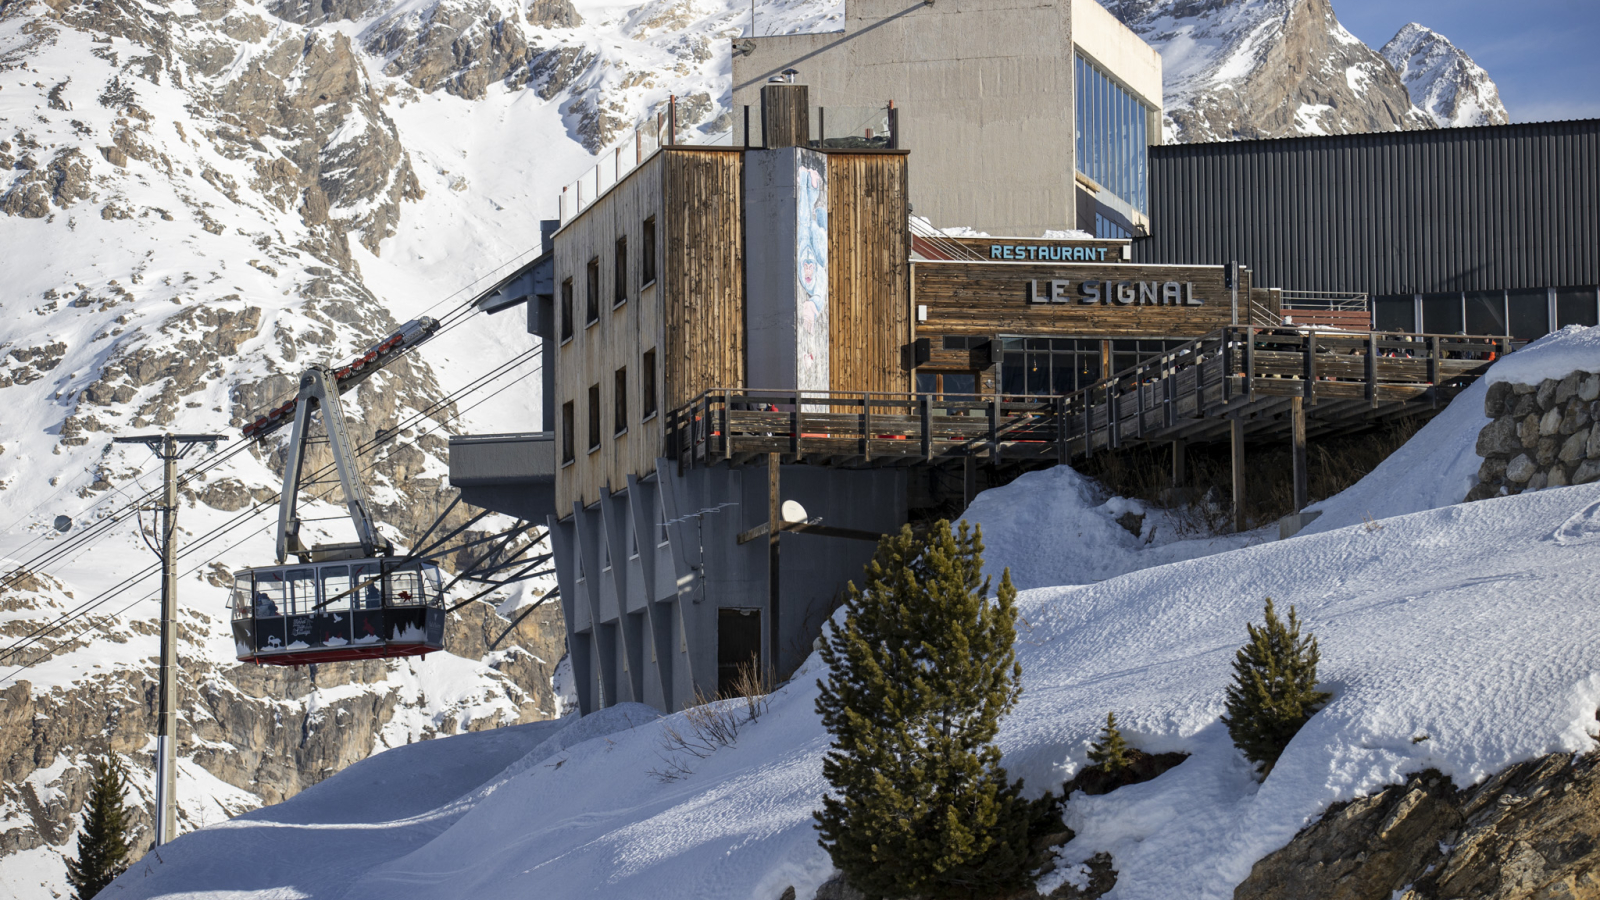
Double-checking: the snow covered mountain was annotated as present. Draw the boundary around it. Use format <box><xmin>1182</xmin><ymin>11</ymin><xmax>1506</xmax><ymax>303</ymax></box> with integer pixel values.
<box><xmin>0</xmin><ymin>0</ymin><xmax>1510</xmax><ymax>891</ymax></box>
<box><xmin>1380</xmin><ymin>22</ymin><xmax>1509</xmax><ymax>129</ymax></box>
<box><xmin>1100</xmin><ymin>0</ymin><xmax>1503</xmax><ymax>142</ymax></box>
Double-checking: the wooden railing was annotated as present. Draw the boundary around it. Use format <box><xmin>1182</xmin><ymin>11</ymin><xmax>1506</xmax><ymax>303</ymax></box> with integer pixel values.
<box><xmin>665</xmin><ymin>327</ymin><xmax>1518</xmax><ymax>468</ymax></box>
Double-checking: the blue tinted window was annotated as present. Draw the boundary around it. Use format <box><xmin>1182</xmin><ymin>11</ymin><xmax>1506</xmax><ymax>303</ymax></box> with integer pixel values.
<box><xmin>1076</xmin><ymin>55</ymin><xmax>1151</xmax><ymax>216</ymax></box>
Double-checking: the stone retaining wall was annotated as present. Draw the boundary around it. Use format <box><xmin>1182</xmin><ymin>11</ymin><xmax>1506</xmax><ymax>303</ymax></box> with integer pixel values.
<box><xmin>1469</xmin><ymin>370</ymin><xmax>1600</xmax><ymax>500</ymax></box>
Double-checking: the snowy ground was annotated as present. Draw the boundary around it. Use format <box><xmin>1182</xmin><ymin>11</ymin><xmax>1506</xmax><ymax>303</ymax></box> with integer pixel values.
<box><xmin>98</xmin><ymin>331</ymin><xmax>1600</xmax><ymax>900</ymax></box>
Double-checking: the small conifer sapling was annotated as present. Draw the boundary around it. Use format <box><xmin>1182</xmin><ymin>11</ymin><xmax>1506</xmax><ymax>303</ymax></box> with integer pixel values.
<box><xmin>1087</xmin><ymin>712</ymin><xmax>1131</xmax><ymax>775</ymax></box>
<box><xmin>1221</xmin><ymin>598</ymin><xmax>1331</xmax><ymax>776</ymax></box>
<box><xmin>66</xmin><ymin>756</ymin><xmax>133</xmax><ymax>900</ymax></box>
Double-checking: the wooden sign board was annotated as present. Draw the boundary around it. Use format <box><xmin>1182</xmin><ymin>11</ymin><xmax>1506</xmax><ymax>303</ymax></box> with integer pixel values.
<box><xmin>913</xmin><ymin>260</ymin><xmax>1262</xmax><ymax>340</ymax></box>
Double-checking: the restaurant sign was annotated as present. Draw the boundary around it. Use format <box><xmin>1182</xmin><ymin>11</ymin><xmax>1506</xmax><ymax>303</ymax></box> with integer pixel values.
<box><xmin>1027</xmin><ymin>278</ymin><xmax>1206</xmax><ymax>306</ymax></box>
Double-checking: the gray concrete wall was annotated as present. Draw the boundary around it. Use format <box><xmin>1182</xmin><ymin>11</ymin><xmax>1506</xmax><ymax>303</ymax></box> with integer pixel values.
<box><xmin>735</xmin><ymin>0</ymin><xmax>1074</xmax><ymax>236</ymax></box>
<box><xmin>550</xmin><ymin>458</ymin><xmax>907</xmax><ymax>715</ymax></box>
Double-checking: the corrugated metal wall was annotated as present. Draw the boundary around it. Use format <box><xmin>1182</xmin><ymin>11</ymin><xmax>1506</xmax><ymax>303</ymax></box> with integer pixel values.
<box><xmin>1138</xmin><ymin>120</ymin><xmax>1600</xmax><ymax>294</ymax></box>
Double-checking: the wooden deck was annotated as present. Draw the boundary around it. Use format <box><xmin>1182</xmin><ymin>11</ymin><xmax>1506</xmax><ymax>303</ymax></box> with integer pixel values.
<box><xmin>665</xmin><ymin>327</ymin><xmax>1518</xmax><ymax>471</ymax></box>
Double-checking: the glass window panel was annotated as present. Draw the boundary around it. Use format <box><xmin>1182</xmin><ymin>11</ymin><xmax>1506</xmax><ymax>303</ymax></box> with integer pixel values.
<box><xmin>1052</xmin><ymin>364</ymin><xmax>1075</xmax><ymax>395</ymax></box>
<box><xmin>1026</xmin><ymin>353</ymin><xmax>1050</xmax><ymax>394</ymax></box>
<box><xmin>1556</xmin><ymin>287</ymin><xmax>1598</xmax><ymax>328</ymax></box>
<box><xmin>1421</xmin><ymin>293</ymin><xmax>1463</xmax><ymax>335</ymax></box>
<box><xmin>942</xmin><ymin>336</ymin><xmax>968</xmax><ymax>350</ymax></box>
<box><xmin>1464</xmin><ymin>291</ymin><xmax>1507</xmax><ymax>335</ymax></box>
<box><xmin>352</xmin><ymin>562</ymin><xmax>382</xmax><ymax>609</ymax></box>
<box><xmin>1112</xmin><ymin>353</ymin><xmax>1139</xmax><ymax>375</ymax></box>
<box><xmin>1373</xmin><ymin>295</ymin><xmax>1415</xmax><ymax>332</ymax></box>
<box><xmin>389</xmin><ymin>568</ymin><xmax>423</xmax><ymax>607</ymax></box>
<box><xmin>1001</xmin><ymin>337</ymin><xmax>1023</xmax><ymax>350</ymax></box>
<box><xmin>1001</xmin><ymin>357</ymin><xmax>1026</xmax><ymax>395</ymax></box>
<box><xmin>1026</xmin><ymin>338</ymin><xmax>1051</xmax><ymax>350</ymax></box>
<box><xmin>252</xmin><ymin>572</ymin><xmax>286</xmax><ymax>617</ymax></box>
<box><xmin>1507</xmin><ymin>288</ymin><xmax>1550</xmax><ymax>340</ymax></box>
<box><xmin>1111</xmin><ymin>339</ymin><xmax>1137</xmax><ymax>352</ymax></box>
<box><xmin>1078</xmin><ymin>353</ymin><xmax>1101</xmax><ymax>390</ymax></box>
<box><xmin>320</xmin><ymin>565</ymin><xmax>352</xmax><ymax>611</ymax></box>
<box><xmin>915</xmin><ymin>371</ymin><xmax>938</xmax><ymax>394</ymax></box>
<box><xmin>944</xmin><ymin>373</ymin><xmax>976</xmax><ymax>395</ymax></box>
<box><xmin>285</xmin><ymin>568</ymin><xmax>316</xmax><ymax>615</ymax></box>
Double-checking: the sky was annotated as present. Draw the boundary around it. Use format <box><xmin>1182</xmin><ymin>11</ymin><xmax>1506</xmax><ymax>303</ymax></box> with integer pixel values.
<box><xmin>1333</xmin><ymin>0</ymin><xmax>1600</xmax><ymax>122</ymax></box>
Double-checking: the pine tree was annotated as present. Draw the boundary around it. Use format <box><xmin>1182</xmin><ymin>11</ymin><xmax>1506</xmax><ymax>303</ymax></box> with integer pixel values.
<box><xmin>814</xmin><ymin>520</ymin><xmax>1055</xmax><ymax>900</ymax></box>
<box><xmin>1087</xmin><ymin>712</ymin><xmax>1131</xmax><ymax>775</ymax></box>
<box><xmin>1221</xmin><ymin>599</ymin><xmax>1332</xmax><ymax>776</ymax></box>
<box><xmin>65</xmin><ymin>756</ymin><xmax>132</xmax><ymax>900</ymax></box>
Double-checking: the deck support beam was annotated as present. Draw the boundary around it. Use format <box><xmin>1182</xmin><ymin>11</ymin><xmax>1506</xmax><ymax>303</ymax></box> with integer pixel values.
<box><xmin>1230</xmin><ymin>418</ymin><xmax>1246</xmax><ymax>534</ymax></box>
<box><xmin>1291</xmin><ymin>396</ymin><xmax>1308</xmax><ymax>514</ymax></box>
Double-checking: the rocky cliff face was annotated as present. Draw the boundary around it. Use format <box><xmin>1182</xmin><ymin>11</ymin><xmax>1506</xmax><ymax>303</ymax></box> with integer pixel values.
<box><xmin>1380</xmin><ymin>23</ymin><xmax>1509</xmax><ymax>129</ymax></box>
<box><xmin>1100</xmin><ymin>0</ymin><xmax>1504</xmax><ymax>143</ymax></box>
<box><xmin>1237</xmin><ymin>751</ymin><xmax>1600</xmax><ymax>900</ymax></box>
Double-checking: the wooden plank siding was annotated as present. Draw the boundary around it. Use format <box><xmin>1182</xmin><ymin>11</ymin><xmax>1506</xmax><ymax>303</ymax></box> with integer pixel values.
<box><xmin>664</xmin><ymin>149</ymin><xmax>746</xmax><ymax>412</ymax></box>
<box><xmin>826</xmin><ymin>153</ymin><xmax>911</xmax><ymax>395</ymax></box>
<box><xmin>913</xmin><ymin>261</ymin><xmax>1262</xmax><ymax>339</ymax></box>
<box><xmin>554</xmin><ymin>153</ymin><xmax>668</xmax><ymax>513</ymax></box>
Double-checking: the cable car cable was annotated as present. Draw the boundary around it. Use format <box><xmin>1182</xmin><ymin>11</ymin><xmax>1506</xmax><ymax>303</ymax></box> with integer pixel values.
<box><xmin>0</xmin><ymin>353</ymin><xmax>545</xmax><ymax>671</ymax></box>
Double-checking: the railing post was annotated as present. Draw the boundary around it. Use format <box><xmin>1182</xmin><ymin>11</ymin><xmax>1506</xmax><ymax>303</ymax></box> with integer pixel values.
<box><xmin>792</xmin><ymin>392</ymin><xmax>803</xmax><ymax>461</ymax></box>
<box><xmin>1081</xmin><ymin>392</ymin><xmax>1092</xmax><ymax>458</ymax></box>
<box><xmin>1244</xmin><ymin>327</ymin><xmax>1256</xmax><ymax>402</ymax></box>
<box><xmin>722</xmin><ymin>390</ymin><xmax>732</xmax><ymax>463</ymax></box>
<box><xmin>920</xmin><ymin>395</ymin><xmax>932</xmax><ymax>461</ymax></box>
<box><xmin>1366</xmin><ymin>331</ymin><xmax>1378</xmax><ymax>408</ymax></box>
<box><xmin>1303</xmin><ymin>332</ymin><xmax>1316</xmax><ymax>402</ymax></box>
<box><xmin>1054</xmin><ymin>396</ymin><xmax>1067</xmax><ymax>465</ymax></box>
<box><xmin>861</xmin><ymin>392</ymin><xmax>872</xmax><ymax>461</ymax></box>
<box><xmin>989</xmin><ymin>395</ymin><xmax>1001</xmax><ymax>463</ymax></box>
<box><xmin>1108</xmin><ymin>384</ymin><xmax>1120</xmax><ymax>450</ymax></box>
<box><xmin>1428</xmin><ymin>336</ymin><xmax>1441</xmax><ymax>407</ymax></box>
<box><xmin>1136</xmin><ymin>373</ymin><xmax>1146</xmax><ymax>438</ymax></box>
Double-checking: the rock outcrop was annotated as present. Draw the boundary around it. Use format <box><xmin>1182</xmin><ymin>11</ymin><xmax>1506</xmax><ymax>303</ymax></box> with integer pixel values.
<box><xmin>1237</xmin><ymin>752</ymin><xmax>1600</xmax><ymax>900</ymax></box>
<box><xmin>1469</xmin><ymin>371</ymin><xmax>1600</xmax><ymax>499</ymax></box>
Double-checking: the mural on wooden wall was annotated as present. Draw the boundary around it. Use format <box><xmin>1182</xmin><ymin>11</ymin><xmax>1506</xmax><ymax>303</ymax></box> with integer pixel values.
<box><xmin>796</xmin><ymin>149</ymin><xmax>830</xmax><ymax>402</ymax></box>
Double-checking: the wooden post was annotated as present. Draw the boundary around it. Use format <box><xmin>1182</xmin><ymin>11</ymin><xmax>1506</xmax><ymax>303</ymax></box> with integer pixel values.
<box><xmin>1291</xmin><ymin>396</ymin><xmax>1307</xmax><ymax>514</ymax></box>
<box><xmin>1366</xmin><ymin>331</ymin><xmax>1378</xmax><ymax>408</ymax></box>
<box><xmin>722</xmin><ymin>390</ymin><xmax>732</xmax><ymax>463</ymax></box>
<box><xmin>767</xmin><ymin>452</ymin><xmax>780</xmax><ymax>683</ymax></box>
<box><xmin>920</xmin><ymin>395</ymin><xmax>932</xmax><ymax>460</ymax></box>
<box><xmin>1171</xmin><ymin>439</ymin><xmax>1186</xmax><ymax>488</ymax></box>
<box><xmin>1230</xmin><ymin>418</ymin><xmax>1246</xmax><ymax>534</ymax></box>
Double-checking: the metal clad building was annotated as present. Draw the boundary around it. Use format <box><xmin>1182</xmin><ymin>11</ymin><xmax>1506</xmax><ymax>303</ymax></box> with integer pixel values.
<box><xmin>1139</xmin><ymin>120</ymin><xmax>1600</xmax><ymax>330</ymax></box>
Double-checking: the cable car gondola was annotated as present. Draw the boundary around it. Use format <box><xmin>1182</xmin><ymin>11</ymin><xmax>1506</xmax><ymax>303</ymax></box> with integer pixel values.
<box><xmin>233</xmin><ymin>319</ymin><xmax>449</xmax><ymax>666</ymax></box>
<box><xmin>231</xmin><ymin>558</ymin><xmax>445</xmax><ymax>665</ymax></box>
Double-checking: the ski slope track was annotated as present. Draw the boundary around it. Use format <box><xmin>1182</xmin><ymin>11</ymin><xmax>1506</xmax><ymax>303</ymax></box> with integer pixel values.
<box><xmin>94</xmin><ymin>331</ymin><xmax>1600</xmax><ymax>900</ymax></box>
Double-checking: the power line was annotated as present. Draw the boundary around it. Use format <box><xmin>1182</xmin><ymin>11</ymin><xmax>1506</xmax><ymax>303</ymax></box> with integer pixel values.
<box><xmin>0</xmin><ymin>354</ymin><xmax>545</xmax><ymax>681</ymax></box>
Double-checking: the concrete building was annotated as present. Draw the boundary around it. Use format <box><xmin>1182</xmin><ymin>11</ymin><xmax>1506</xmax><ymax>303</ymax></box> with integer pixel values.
<box><xmin>730</xmin><ymin>0</ymin><xmax>1163</xmax><ymax>237</ymax></box>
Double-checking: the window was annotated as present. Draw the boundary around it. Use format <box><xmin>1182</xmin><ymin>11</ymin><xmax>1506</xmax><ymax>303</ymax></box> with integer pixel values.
<box><xmin>641</xmin><ymin>218</ymin><xmax>657</xmax><ymax>285</ymax></box>
<box><xmin>1075</xmin><ymin>53</ymin><xmax>1151</xmax><ymax>216</ymax></box>
<box><xmin>998</xmin><ymin>337</ymin><xmax>1112</xmax><ymax>398</ymax></box>
<box><xmin>587</xmin><ymin>384</ymin><xmax>601</xmax><ymax>451</ymax></box>
<box><xmin>560</xmin><ymin>279</ymin><xmax>574</xmax><ymax>342</ymax></box>
<box><xmin>1373</xmin><ymin>294</ymin><xmax>1416</xmax><ymax>332</ymax></box>
<box><xmin>586</xmin><ymin>257</ymin><xmax>599</xmax><ymax>325</ymax></box>
<box><xmin>1464</xmin><ymin>291</ymin><xmax>1507</xmax><ymax>335</ymax></box>
<box><xmin>561</xmin><ymin>401</ymin><xmax>575</xmax><ymax>463</ymax></box>
<box><xmin>1421</xmin><ymin>292</ymin><xmax>1463</xmax><ymax>335</ymax></box>
<box><xmin>614</xmin><ymin>237</ymin><xmax>628</xmax><ymax>307</ymax></box>
<box><xmin>1556</xmin><ymin>286</ymin><xmax>1599</xmax><ymax>328</ymax></box>
<box><xmin>1507</xmin><ymin>288</ymin><xmax>1550</xmax><ymax>340</ymax></box>
<box><xmin>641</xmin><ymin>349</ymin><xmax>658</xmax><ymax>420</ymax></box>
<box><xmin>614</xmin><ymin>367</ymin><xmax>628</xmax><ymax>435</ymax></box>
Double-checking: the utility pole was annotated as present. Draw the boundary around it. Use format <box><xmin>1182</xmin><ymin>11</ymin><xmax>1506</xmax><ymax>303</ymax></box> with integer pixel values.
<box><xmin>113</xmin><ymin>432</ymin><xmax>227</xmax><ymax>847</ymax></box>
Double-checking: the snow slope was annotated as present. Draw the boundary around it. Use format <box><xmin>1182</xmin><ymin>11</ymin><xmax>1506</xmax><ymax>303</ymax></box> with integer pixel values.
<box><xmin>100</xmin><ymin>334</ymin><xmax>1600</xmax><ymax>900</ymax></box>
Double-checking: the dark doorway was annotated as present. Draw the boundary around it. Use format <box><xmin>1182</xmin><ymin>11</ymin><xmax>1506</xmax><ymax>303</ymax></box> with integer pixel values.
<box><xmin>717</xmin><ymin>608</ymin><xmax>761</xmax><ymax>697</ymax></box>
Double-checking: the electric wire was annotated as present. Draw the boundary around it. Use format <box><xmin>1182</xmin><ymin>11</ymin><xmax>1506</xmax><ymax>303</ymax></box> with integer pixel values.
<box><xmin>0</xmin><ymin>352</ymin><xmax>545</xmax><ymax>680</ymax></box>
